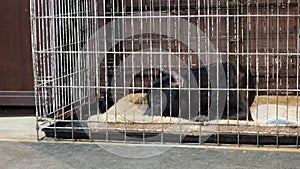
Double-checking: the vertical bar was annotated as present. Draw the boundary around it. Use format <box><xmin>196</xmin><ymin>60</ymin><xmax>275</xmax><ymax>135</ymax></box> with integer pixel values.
<box><xmin>129</xmin><ymin>0</ymin><xmax>134</xmax><ymax>121</ymax></box>
<box><xmin>215</xmin><ymin>0</ymin><xmax>220</xmax><ymax>146</ymax></box>
<box><xmin>206</xmin><ymin>0</ymin><xmax>211</xmax><ymax>122</ymax></box>
<box><xmin>30</xmin><ymin>0</ymin><xmax>40</xmax><ymax>139</ymax></box>
<box><xmin>187</xmin><ymin>0</ymin><xmax>191</xmax><ymax>124</ymax></box>
<box><xmin>296</xmin><ymin>0</ymin><xmax>300</xmax><ymax>148</ymax></box>
<box><xmin>246</xmin><ymin>0</ymin><xmax>252</xmax><ymax>123</ymax></box>
<box><xmin>255</xmin><ymin>0</ymin><xmax>260</xmax><ymax>147</ymax></box>
<box><xmin>139</xmin><ymin>0</ymin><xmax>145</xmax><ymax>143</ymax></box>
<box><xmin>229</xmin><ymin>0</ymin><xmax>237</xmax><ymax>64</ymax></box>
<box><xmin>197</xmin><ymin>0</ymin><xmax>202</xmax><ymax>145</ymax></box>
<box><xmin>149</xmin><ymin>0</ymin><xmax>154</xmax><ymax>126</ymax></box>
<box><xmin>168</xmin><ymin>0</ymin><xmax>172</xmax><ymax>121</ymax></box>
<box><xmin>159</xmin><ymin>0</ymin><xmax>163</xmax><ymax>143</ymax></box>
<box><xmin>275</xmin><ymin>0</ymin><xmax>280</xmax><ymax>148</ymax></box>
<box><xmin>226</xmin><ymin>0</ymin><xmax>230</xmax><ymax>121</ymax></box>
<box><xmin>86</xmin><ymin>0</ymin><xmax>92</xmax><ymax>132</ymax></box>
<box><xmin>266</xmin><ymin>0</ymin><xmax>270</xmax><ymax>123</ymax></box>
<box><xmin>48</xmin><ymin>0</ymin><xmax>57</xmax><ymax>138</ymax></box>
<box><xmin>93</xmin><ymin>0</ymin><xmax>100</xmax><ymax>140</ymax></box>
<box><xmin>286</xmin><ymin>0</ymin><xmax>290</xmax><ymax>121</ymax></box>
<box><xmin>236</xmin><ymin>0</ymin><xmax>240</xmax><ymax>146</ymax></box>
<box><xmin>112</xmin><ymin>0</ymin><xmax>118</xmax><ymax>124</ymax></box>
<box><xmin>102</xmin><ymin>0</ymin><xmax>109</xmax><ymax>142</ymax></box>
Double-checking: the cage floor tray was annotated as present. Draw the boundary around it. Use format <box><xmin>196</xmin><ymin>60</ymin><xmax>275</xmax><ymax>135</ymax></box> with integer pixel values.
<box><xmin>42</xmin><ymin>121</ymin><xmax>89</xmax><ymax>139</ymax></box>
<box><xmin>42</xmin><ymin>121</ymin><xmax>300</xmax><ymax>145</ymax></box>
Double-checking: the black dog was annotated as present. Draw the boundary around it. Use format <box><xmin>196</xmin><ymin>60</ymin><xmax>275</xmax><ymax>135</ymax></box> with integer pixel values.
<box><xmin>144</xmin><ymin>63</ymin><xmax>255</xmax><ymax>122</ymax></box>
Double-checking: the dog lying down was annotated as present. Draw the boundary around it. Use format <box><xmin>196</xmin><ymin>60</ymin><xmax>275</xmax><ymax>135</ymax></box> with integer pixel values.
<box><xmin>88</xmin><ymin>93</ymin><xmax>300</xmax><ymax>133</ymax></box>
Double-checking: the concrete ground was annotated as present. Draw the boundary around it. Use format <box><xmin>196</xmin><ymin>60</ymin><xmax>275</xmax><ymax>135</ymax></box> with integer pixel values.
<box><xmin>0</xmin><ymin>116</ymin><xmax>300</xmax><ymax>169</ymax></box>
<box><xmin>0</xmin><ymin>116</ymin><xmax>36</xmax><ymax>138</ymax></box>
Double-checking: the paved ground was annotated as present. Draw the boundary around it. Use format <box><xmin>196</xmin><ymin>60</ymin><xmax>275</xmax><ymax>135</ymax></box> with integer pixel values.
<box><xmin>0</xmin><ymin>141</ymin><xmax>300</xmax><ymax>169</ymax></box>
<box><xmin>0</xmin><ymin>116</ymin><xmax>36</xmax><ymax>138</ymax></box>
<box><xmin>0</xmin><ymin>116</ymin><xmax>299</xmax><ymax>169</ymax></box>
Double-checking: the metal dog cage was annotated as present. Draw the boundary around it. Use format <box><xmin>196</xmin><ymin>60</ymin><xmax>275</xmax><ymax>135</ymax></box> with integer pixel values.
<box><xmin>31</xmin><ymin>0</ymin><xmax>300</xmax><ymax>148</ymax></box>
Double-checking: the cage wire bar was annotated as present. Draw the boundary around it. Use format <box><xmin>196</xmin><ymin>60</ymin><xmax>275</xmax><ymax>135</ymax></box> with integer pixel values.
<box><xmin>31</xmin><ymin>0</ymin><xmax>300</xmax><ymax>148</ymax></box>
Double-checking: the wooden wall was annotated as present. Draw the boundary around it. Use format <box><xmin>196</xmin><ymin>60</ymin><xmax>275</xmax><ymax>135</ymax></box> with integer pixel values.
<box><xmin>0</xmin><ymin>0</ymin><xmax>34</xmax><ymax>115</ymax></box>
